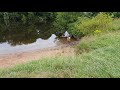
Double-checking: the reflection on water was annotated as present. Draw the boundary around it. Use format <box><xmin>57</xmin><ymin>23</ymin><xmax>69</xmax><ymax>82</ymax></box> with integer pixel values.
<box><xmin>0</xmin><ymin>22</ymin><xmax>77</xmax><ymax>54</ymax></box>
<box><xmin>0</xmin><ymin>34</ymin><xmax>59</xmax><ymax>54</ymax></box>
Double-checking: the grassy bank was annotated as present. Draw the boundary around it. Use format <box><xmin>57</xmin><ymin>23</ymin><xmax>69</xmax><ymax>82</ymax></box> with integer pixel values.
<box><xmin>0</xmin><ymin>30</ymin><xmax>120</xmax><ymax>78</ymax></box>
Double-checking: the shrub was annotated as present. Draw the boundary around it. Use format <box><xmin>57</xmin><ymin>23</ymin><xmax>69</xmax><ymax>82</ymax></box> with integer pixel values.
<box><xmin>53</xmin><ymin>12</ymin><xmax>83</xmax><ymax>33</ymax></box>
<box><xmin>68</xmin><ymin>12</ymin><xmax>113</xmax><ymax>37</ymax></box>
<box><xmin>68</xmin><ymin>17</ymin><xmax>89</xmax><ymax>38</ymax></box>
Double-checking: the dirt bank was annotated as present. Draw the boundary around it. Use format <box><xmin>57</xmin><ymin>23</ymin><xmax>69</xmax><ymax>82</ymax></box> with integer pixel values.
<box><xmin>0</xmin><ymin>41</ymin><xmax>79</xmax><ymax>68</ymax></box>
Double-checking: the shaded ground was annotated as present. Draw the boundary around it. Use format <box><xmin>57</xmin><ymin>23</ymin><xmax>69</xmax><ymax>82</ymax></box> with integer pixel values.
<box><xmin>0</xmin><ymin>41</ymin><xmax>79</xmax><ymax>68</ymax></box>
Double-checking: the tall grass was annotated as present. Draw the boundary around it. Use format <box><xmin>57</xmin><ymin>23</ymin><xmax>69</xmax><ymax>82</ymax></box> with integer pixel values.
<box><xmin>0</xmin><ymin>30</ymin><xmax>120</xmax><ymax>78</ymax></box>
<box><xmin>76</xmin><ymin>30</ymin><xmax>120</xmax><ymax>54</ymax></box>
<box><xmin>111</xmin><ymin>18</ymin><xmax>120</xmax><ymax>31</ymax></box>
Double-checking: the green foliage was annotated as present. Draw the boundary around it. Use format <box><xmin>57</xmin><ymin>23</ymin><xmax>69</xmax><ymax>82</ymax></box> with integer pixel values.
<box><xmin>0</xmin><ymin>12</ymin><xmax>57</xmax><ymax>25</ymax></box>
<box><xmin>0</xmin><ymin>12</ymin><xmax>120</xmax><ymax>37</ymax></box>
<box><xmin>108</xmin><ymin>12</ymin><xmax>120</xmax><ymax>18</ymax></box>
<box><xmin>83</xmin><ymin>12</ymin><xmax>99</xmax><ymax>18</ymax></box>
<box><xmin>54</xmin><ymin>12</ymin><xmax>83</xmax><ymax>32</ymax></box>
<box><xmin>21</xmin><ymin>15</ymin><xmax>27</xmax><ymax>24</ymax></box>
<box><xmin>69</xmin><ymin>12</ymin><xmax>113</xmax><ymax>37</ymax></box>
<box><xmin>76</xmin><ymin>30</ymin><xmax>120</xmax><ymax>54</ymax></box>
<box><xmin>110</xmin><ymin>18</ymin><xmax>120</xmax><ymax>31</ymax></box>
<box><xmin>68</xmin><ymin>17</ymin><xmax>88</xmax><ymax>38</ymax></box>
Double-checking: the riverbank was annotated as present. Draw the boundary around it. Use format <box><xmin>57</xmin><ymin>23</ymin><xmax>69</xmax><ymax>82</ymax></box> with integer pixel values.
<box><xmin>0</xmin><ymin>41</ymin><xmax>79</xmax><ymax>68</ymax></box>
<box><xmin>0</xmin><ymin>30</ymin><xmax>120</xmax><ymax>78</ymax></box>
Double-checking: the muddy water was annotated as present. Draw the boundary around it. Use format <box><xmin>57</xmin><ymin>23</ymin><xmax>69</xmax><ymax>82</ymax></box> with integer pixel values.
<box><xmin>0</xmin><ymin>23</ymin><xmax>77</xmax><ymax>55</ymax></box>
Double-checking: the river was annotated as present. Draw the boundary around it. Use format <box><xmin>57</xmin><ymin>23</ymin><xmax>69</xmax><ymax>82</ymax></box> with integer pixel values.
<box><xmin>0</xmin><ymin>22</ymin><xmax>77</xmax><ymax>55</ymax></box>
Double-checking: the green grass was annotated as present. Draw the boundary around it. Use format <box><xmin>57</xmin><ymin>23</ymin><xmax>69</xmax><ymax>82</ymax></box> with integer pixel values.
<box><xmin>111</xmin><ymin>18</ymin><xmax>120</xmax><ymax>31</ymax></box>
<box><xmin>0</xmin><ymin>30</ymin><xmax>120</xmax><ymax>78</ymax></box>
<box><xmin>76</xmin><ymin>30</ymin><xmax>120</xmax><ymax>53</ymax></box>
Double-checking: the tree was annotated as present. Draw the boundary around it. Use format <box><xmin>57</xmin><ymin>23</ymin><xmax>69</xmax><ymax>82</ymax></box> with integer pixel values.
<box><xmin>54</xmin><ymin>12</ymin><xmax>84</xmax><ymax>33</ymax></box>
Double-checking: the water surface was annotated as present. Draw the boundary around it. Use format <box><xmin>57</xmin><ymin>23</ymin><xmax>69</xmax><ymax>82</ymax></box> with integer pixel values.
<box><xmin>0</xmin><ymin>22</ymin><xmax>77</xmax><ymax>54</ymax></box>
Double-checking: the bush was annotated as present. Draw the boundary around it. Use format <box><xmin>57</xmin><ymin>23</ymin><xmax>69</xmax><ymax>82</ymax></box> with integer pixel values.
<box><xmin>68</xmin><ymin>12</ymin><xmax>113</xmax><ymax>37</ymax></box>
<box><xmin>68</xmin><ymin>17</ymin><xmax>89</xmax><ymax>38</ymax></box>
<box><xmin>53</xmin><ymin>12</ymin><xmax>83</xmax><ymax>33</ymax></box>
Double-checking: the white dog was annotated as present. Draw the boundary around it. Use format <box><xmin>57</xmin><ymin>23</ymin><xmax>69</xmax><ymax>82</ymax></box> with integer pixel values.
<box><xmin>67</xmin><ymin>36</ymin><xmax>71</xmax><ymax>42</ymax></box>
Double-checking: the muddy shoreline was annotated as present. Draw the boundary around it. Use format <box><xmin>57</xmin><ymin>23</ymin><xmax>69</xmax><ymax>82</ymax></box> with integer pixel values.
<box><xmin>0</xmin><ymin>41</ymin><xmax>79</xmax><ymax>68</ymax></box>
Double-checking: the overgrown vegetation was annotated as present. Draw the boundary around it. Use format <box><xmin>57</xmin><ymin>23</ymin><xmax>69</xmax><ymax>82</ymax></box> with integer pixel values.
<box><xmin>53</xmin><ymin>12</ymin><xmax>118</xmax><ymax>38</ymax></box>
<box><xmin>0</xmin><ymin>12</ymin><xmax>120</xmax><ymax>37</ymax></box>
<box><xmin>69</xmin><ymin>12</ymin><xmax>113</xmax><ymax>37</ymax></box>
<box><xmin>53</xmin><ymin>12</ymin><xmax>83</xmax><ymax>33</ymax></box>
<box><xmin>0</xmin><ymin>12</ymin><xmax>56</xmax><ymax>25</ymax></box>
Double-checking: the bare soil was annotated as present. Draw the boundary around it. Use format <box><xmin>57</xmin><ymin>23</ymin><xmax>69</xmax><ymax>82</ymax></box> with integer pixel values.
<box><xmin>0</xmin><ymin>41</ymin><xmax>79</xmax><ymax>68</ymax></box>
